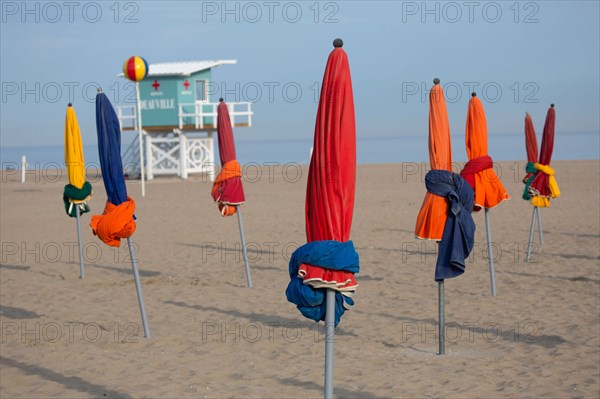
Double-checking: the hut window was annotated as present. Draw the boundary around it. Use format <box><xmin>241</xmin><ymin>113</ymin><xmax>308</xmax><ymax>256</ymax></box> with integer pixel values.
<box><xmin>195</xmin><ymin>80</ymin><xmax>208</xmax><ymax>102</ymax></box>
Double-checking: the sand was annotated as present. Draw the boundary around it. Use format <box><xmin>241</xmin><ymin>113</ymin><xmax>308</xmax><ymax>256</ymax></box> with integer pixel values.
<box><xmin>1</xmin><ymin>160</ymin><xmax>599</xmax><ymax>398</ymax></box>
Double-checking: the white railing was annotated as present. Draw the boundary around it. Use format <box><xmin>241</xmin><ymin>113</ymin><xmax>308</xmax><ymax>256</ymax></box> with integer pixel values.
<box><xmin>116</xmin><ymin>105</ymin><xmax>137</xmax><ymax>131</ymax></box>
<box><xmin>178</xmin><ymin>101</ymin><xmax>253</xmax><ymax>129</ymax></box>
<box><xmin>122</xmin><ymin>130</ymin><xmax>216</xmax><ymax>181</ymax></box>
<box><xmin>121</xmin><ymin>130</ymin><xmax>142</xmax><ymax>179</ymax></box>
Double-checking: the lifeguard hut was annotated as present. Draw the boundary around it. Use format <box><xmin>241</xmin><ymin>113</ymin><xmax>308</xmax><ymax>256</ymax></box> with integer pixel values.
<box><xmin>116</xmin><ymin>60</ymin><xmax>253</xmax><ymax>180</ymax></box>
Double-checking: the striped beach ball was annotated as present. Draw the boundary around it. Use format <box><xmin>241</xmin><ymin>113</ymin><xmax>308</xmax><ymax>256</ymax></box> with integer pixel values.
<box><xmin>122</xmin><ymin>56</ymin><xmax>148</xmax><ymax>82</ymax></box>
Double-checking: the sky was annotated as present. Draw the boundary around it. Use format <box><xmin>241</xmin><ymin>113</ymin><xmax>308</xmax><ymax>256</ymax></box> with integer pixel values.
<box><xmin>1</xmin><ymin>1</ymin><xmax>599</xmax><ymax>154</ymax></box>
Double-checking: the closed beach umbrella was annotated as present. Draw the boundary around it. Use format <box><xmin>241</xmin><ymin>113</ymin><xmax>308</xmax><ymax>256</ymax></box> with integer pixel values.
<box><xmin>524</xmin><ymin>105</ymin><xmax>560</xmax><ymax>261</ymax></box>
<box><xmin>211</xmin><ymin>98</ymin><xmax>252</xmax><ymax>287</ymax></box>
<box><xmin>415</xmin><ymin>79</ymin><xmax>452</xmax><ymax>240</ymax></box>
<box><xmin>459</xmin><ymin>93</ymin><xmax>509</xmax><ymax>296</ymax></box>
<box><xmin>285</xmin><ymin>38</ymin><xmax>359</xmax><ymax>398</ymax></box>
<box><xmin>523</xmin><ymin>112</ymin><xmax>539</xmax><ymax>186</ymax></box>
<box><xmin>90</xmin><ymin>89</ymin><xmax>150</xmax><ymax>337</ymax></box>
<box><xmin>63</xmin><ymin>103</ymin><xmax>92</xmax><ymax>278</ymax></box>
<box><xmin>460</xmin><ymin>93</ymin><xmax>509</xmax><ymax>210</ymax></box>
<box><xmin>529</xmin><ymin>105</ymin><xmax>560</xmax><ymax>206</ymax></box>
<box><xmin>211</xmin><ymin>99</ymin><xmax>245</xmax><ymax>214</ymax></box>
<box><xmin>415</xmin><ymin>79</ymin><xmax>475</xmax><ymax>355</ymax></box>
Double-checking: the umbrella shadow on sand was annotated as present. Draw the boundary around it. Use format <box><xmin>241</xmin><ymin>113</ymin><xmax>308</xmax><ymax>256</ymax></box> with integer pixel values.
<box><xmin>163</xmin><ymin>300</ymin><xmax>357</xmax><ymax>337</ymax></box>
<box><xmin>502</xmin><ymin>270</ymin><xmax>600</xmax><ymax>284</ymax></box>
<box><xmin>1</xmin><ymin>356</ymin><xmax>132</xmax><ymax>399</ymax></box>
<box><xmin>541</xmin><ymin>252</ymin><xmax>600</xmax><ymax>261</ymax></box>
<box><xmin>355</xmin><ymin>311</ymin><xmax>566</xmax><ymax>349</ymax></box>
<box><xmin>0</xmin><ymin>305</ymin><xmax>43</xmax><ymax>319</ymax></box>
<box><xmin>275</xmin><ymin>377</ymin><xmax>387</xmax><ymax>399</ymax></box>
<box><xmin>85</xmin><ymin>263</ymin><xmax>161</xmax><ymax>278</ymax></box>
<box><xmin>0</xmin><ymin>264</ymin><xmax>31</xmax><ymax>271</ymax></box>
<box><xmin>177</xmin><ymin>242</ymin><xmax>282</xmax><ymax>272</ymax></box>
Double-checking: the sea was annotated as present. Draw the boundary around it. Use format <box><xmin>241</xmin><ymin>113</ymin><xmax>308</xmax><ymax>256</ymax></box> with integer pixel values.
<box><xmin>1</xmin><ymin>132</ymin><xmax>598</xmax><ymax>170</ymax></box>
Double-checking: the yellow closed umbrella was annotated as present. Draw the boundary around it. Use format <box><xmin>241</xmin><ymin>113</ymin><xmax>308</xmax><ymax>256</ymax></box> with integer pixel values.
<box><xmin>63</xmin><ymin>103</ymin><xmax>92</xmax><ymax>278</ymax></box>
<box><xmin>65</xmin><ymin>104</ymin><xmax>86</xmax><ymax>189</ymax></box>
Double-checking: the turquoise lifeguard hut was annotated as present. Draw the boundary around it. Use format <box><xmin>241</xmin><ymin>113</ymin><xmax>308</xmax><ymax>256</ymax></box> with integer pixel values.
<box><xmin>116</xmin><ymin>60</ymin><xmax>253</xmax><ymax>180</ymax></box>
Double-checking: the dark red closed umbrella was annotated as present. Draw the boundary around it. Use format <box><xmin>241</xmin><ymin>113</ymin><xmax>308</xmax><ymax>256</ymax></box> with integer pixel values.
<box><xmin>211</xmin><ymin>98</ymin><xmax>252</xmax><ymax>287</ymax></box>
<box><xmin>525</xmin><ymin>113</ymin><xmax>539</xmax><ymax>164</ymax></box>
<box><xmin>523</xmin><ymin>112</ymin><xmax>539</xmax><ymax>183</ymax></box>
<box><xmin>212</xmin><ymin>99</ymin><xmax>245</xmax><ymax>211</ymax></box>
<box><xmin>530</xmin><ymin>105</ymin><xmax>556</xmax><ymax>197</ymax></box>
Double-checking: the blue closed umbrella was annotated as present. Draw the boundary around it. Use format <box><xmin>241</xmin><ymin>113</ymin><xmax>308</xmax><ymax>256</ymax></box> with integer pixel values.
<box><xmin>95</xmin><ymin>91</ymin><xmax>128</xmax><ymax>206</ymax></box>
<box><xmin>92</xmin><ymin>88</ymin><xmax>150</xmax><ymax>338</ymax></box>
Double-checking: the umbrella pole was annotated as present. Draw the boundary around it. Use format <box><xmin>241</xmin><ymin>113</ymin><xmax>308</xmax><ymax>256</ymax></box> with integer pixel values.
<box><xmin>324</xmin><ymin>288</ymin><xmax>335</xmax><ymax>399</ymax></box>
<box><xmin>235</xmin><ymin>206</ymin><xmax>252</xmax><ymax>288</ymax></box>
<box><xmin>535</xmin><ymin>206</ymin><xmax>543</xmax><ymax>245</ymax></box>
<box><xmin>484</xmin><ymin>208</ymin><xmax>497</xmax><ymax>296</ymax></box>
<box><xmin>75</xmin><ymin>205</ymin><xmax>85</xmax><ymax>279</ymax></box>
<box><xmin>438</xmin><ymin>279</ymin><xmax>445</xmax><ymax>355</ymax></box>
<box><xmin>525</xmin><ymin>206</ymin><xmax>537</xmax><ymax>262</ymax></box>
<box><xmin>135</xmin><ymin>82</ymin><xmax>146</xmax><ymax>197</ymax></box>
<box><xmin>437</xmin><ymin>241</ymin><xmax>445</xmax><ymax>355</ymax></box>
<box><xmin>126</xmin><ymin>237</ymin><xmax>150</xmax><ymax>338</ymax></box>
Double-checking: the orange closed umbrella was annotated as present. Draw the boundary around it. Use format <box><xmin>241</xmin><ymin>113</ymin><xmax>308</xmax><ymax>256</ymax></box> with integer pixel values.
<box><xmin>415</xmin><ymin>78</ymin><xmax>456</xmax><ymax>355</ymax></box>
<box><xmin>461</xmin><ymin>93</ymin><xmax>509</xmax><ymax>210</ymax></box>
<box><xmin>415</xmin><ymin>79</ymin><xmax>452</xmax><ymax>240</ymax></box>
<box><xmin>459</xmin><ymin>93</ymin><xmax>509</xmax><ymax>296</ymax></box>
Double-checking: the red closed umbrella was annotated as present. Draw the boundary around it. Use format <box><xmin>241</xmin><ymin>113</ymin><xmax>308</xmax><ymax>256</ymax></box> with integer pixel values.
<box><xmin>301</xmin><ymin>40</ymin><xmax>357</xmax><ymax>291</ymax></box>
<box><xmin>286</xmin><ymin>38</ymin><xmax>358</xmax><ymax>398</ymax></box>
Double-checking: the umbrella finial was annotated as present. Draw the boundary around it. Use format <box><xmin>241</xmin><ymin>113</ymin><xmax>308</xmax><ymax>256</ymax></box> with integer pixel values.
<box><xmin>97</xmin><ymin>87</ymin><xmax>103</xmax><ymax>93</ymax></box>
<box><xmin>550</xmin><ymin>103</ymin><xmax>554</xmax><ymax>108</ymax></box>
<box><xmin>433</xmin><ymin>78</ymin><xmax>440</xmax><ymax>85</ymax></box>
<box><xmin>68</xmin><ymin>102</ymin><xmax>72</xmax><ymax>107</ymax></box>
<box><xmin>219</xmin><ymin>98</ymin><xmax>224</xmax><ymax>102</ymax></box>
<box><xmin>333</xmin><ymin>38</ymin><xmax>343</xmax><ymax>48</ymax></box>
<box><xmin>471</xmin><ymin>92</ymin><xmax>477</xmax><ymax>97</ymax></box>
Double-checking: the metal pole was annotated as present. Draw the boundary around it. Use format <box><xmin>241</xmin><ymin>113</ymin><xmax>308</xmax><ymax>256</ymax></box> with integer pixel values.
<box><xmin>324</xmin><ymin>288</ymin><xmax>335</xmax><ymax>398</ymax></box>
<box><xmin>438</xmin><ymin>279</ymin><xmax>445</xmax><ymax>355</ymax></box>
<box><xmin>484</xmin><ymin>208</ymin><xmax>497</xmax><ymax>296</ymax></box>
<box><xmin>235</xmin><ymin>206</ymin><xmax>252</xmax><ymax>288</ymax></box>
<box><xmin>525</xmin><ymin>206</ymin><xmax>536</xmax><ymax>262</ymax></box>
<box><xmin>126</xmin><ymin>237</ymin><xmax>150</xmax><ymax>338</ymax></box>
<box><xmin>75</xmin><ymin>205</ymin><xmax>85</xmax><ymax>279</ymax></box>
<box><xmin>135</xmin><ymin>82</ymin><xmax>146</xmax><ymax>197</ymax></box>
<box><xmin>535</xmin><ymin>206</ymin><xmax>543</xmax><ymax>246</ymax></box>
<box><xmin>21</xmin><ymin>155</ymin><xmax>26</xmax><ymax>183</ymax></box>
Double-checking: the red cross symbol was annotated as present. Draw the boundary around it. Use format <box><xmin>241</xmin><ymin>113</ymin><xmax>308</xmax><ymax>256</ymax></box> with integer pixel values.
<box><xmin>183</xmin><ymin>80</ymin><xmax>190</xmax><ymax>90</ymax></box>
<box><xmin>152</xmin><ymin>80</ymin><xmax>160</xmax><ymax>91</ymax></box>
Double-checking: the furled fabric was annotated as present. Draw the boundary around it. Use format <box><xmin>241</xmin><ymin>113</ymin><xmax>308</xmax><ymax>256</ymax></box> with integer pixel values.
<box><xmin>425</xmin><ymin>170</ymin><xmax>475</xmax><ymax>281</ymax></box>
<box><xmin>211</xmin><ymin>160</ymin><xmax>244</xmax><ymax>216</ymax></box>
<box><xmin>64</xmin><ymin>104</ymin><xmax>92</xmax><ymax>217</ymax></box>
<box><xmin>415</xmin><ymin>83</ymin><xmax>452</xmax><ymax>240</ymax></box>
<box><xmin>528</xmin><ymin>105</ymin><xmax>559</xmax><ymax>206</ymax></box>
<box><xmin>286</xmin><ymin>240</ymin><xmax>359</xmax><ymax>326</ymax></box>
<box><xmin>63</xmin><ymin>181</ymin><xmax>93</xmax><ymax>217</ymax></box>
<box><xmin>289</xmin><ymin>42</ymin><xmax>358</xmax><ymax>326</ymax></box>
<box><xmin>528</xmin><ymin>163</ymin><xmax>560</xmax><ymax>208</ymax></box>
<box><xmin>90</xmin><ymin>196</ymin><xmax>136</xmax><ymax>247</ymax></box>
<box><xmin>460</xmin><ymin>95</ymin><xmax>509</xmax><ymax>211</ymax></box>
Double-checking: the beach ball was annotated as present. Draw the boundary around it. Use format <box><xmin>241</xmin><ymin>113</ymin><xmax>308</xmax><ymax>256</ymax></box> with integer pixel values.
<box><xmin>122</xmin><ymin>56</ymin><xmax>148</xmax><ymax>82</ymax></box>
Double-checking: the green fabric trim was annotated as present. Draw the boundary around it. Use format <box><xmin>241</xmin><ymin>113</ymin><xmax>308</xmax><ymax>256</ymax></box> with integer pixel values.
<box><xmin>522</xmin><ymin>162</ymin><xmax>537</xmax><ymax>200</ymax></box>
<box><xmin>63</xmin><ymin>181</ymin><xmax>92</xmax><ymax>217</ymax></box>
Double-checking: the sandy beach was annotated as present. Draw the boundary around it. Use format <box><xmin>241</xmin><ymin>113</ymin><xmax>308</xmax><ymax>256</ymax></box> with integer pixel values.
<box><xmin>1</xmin><ymin>160</ymin><xmax>598</xmax><ymax>398</ymax></box>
